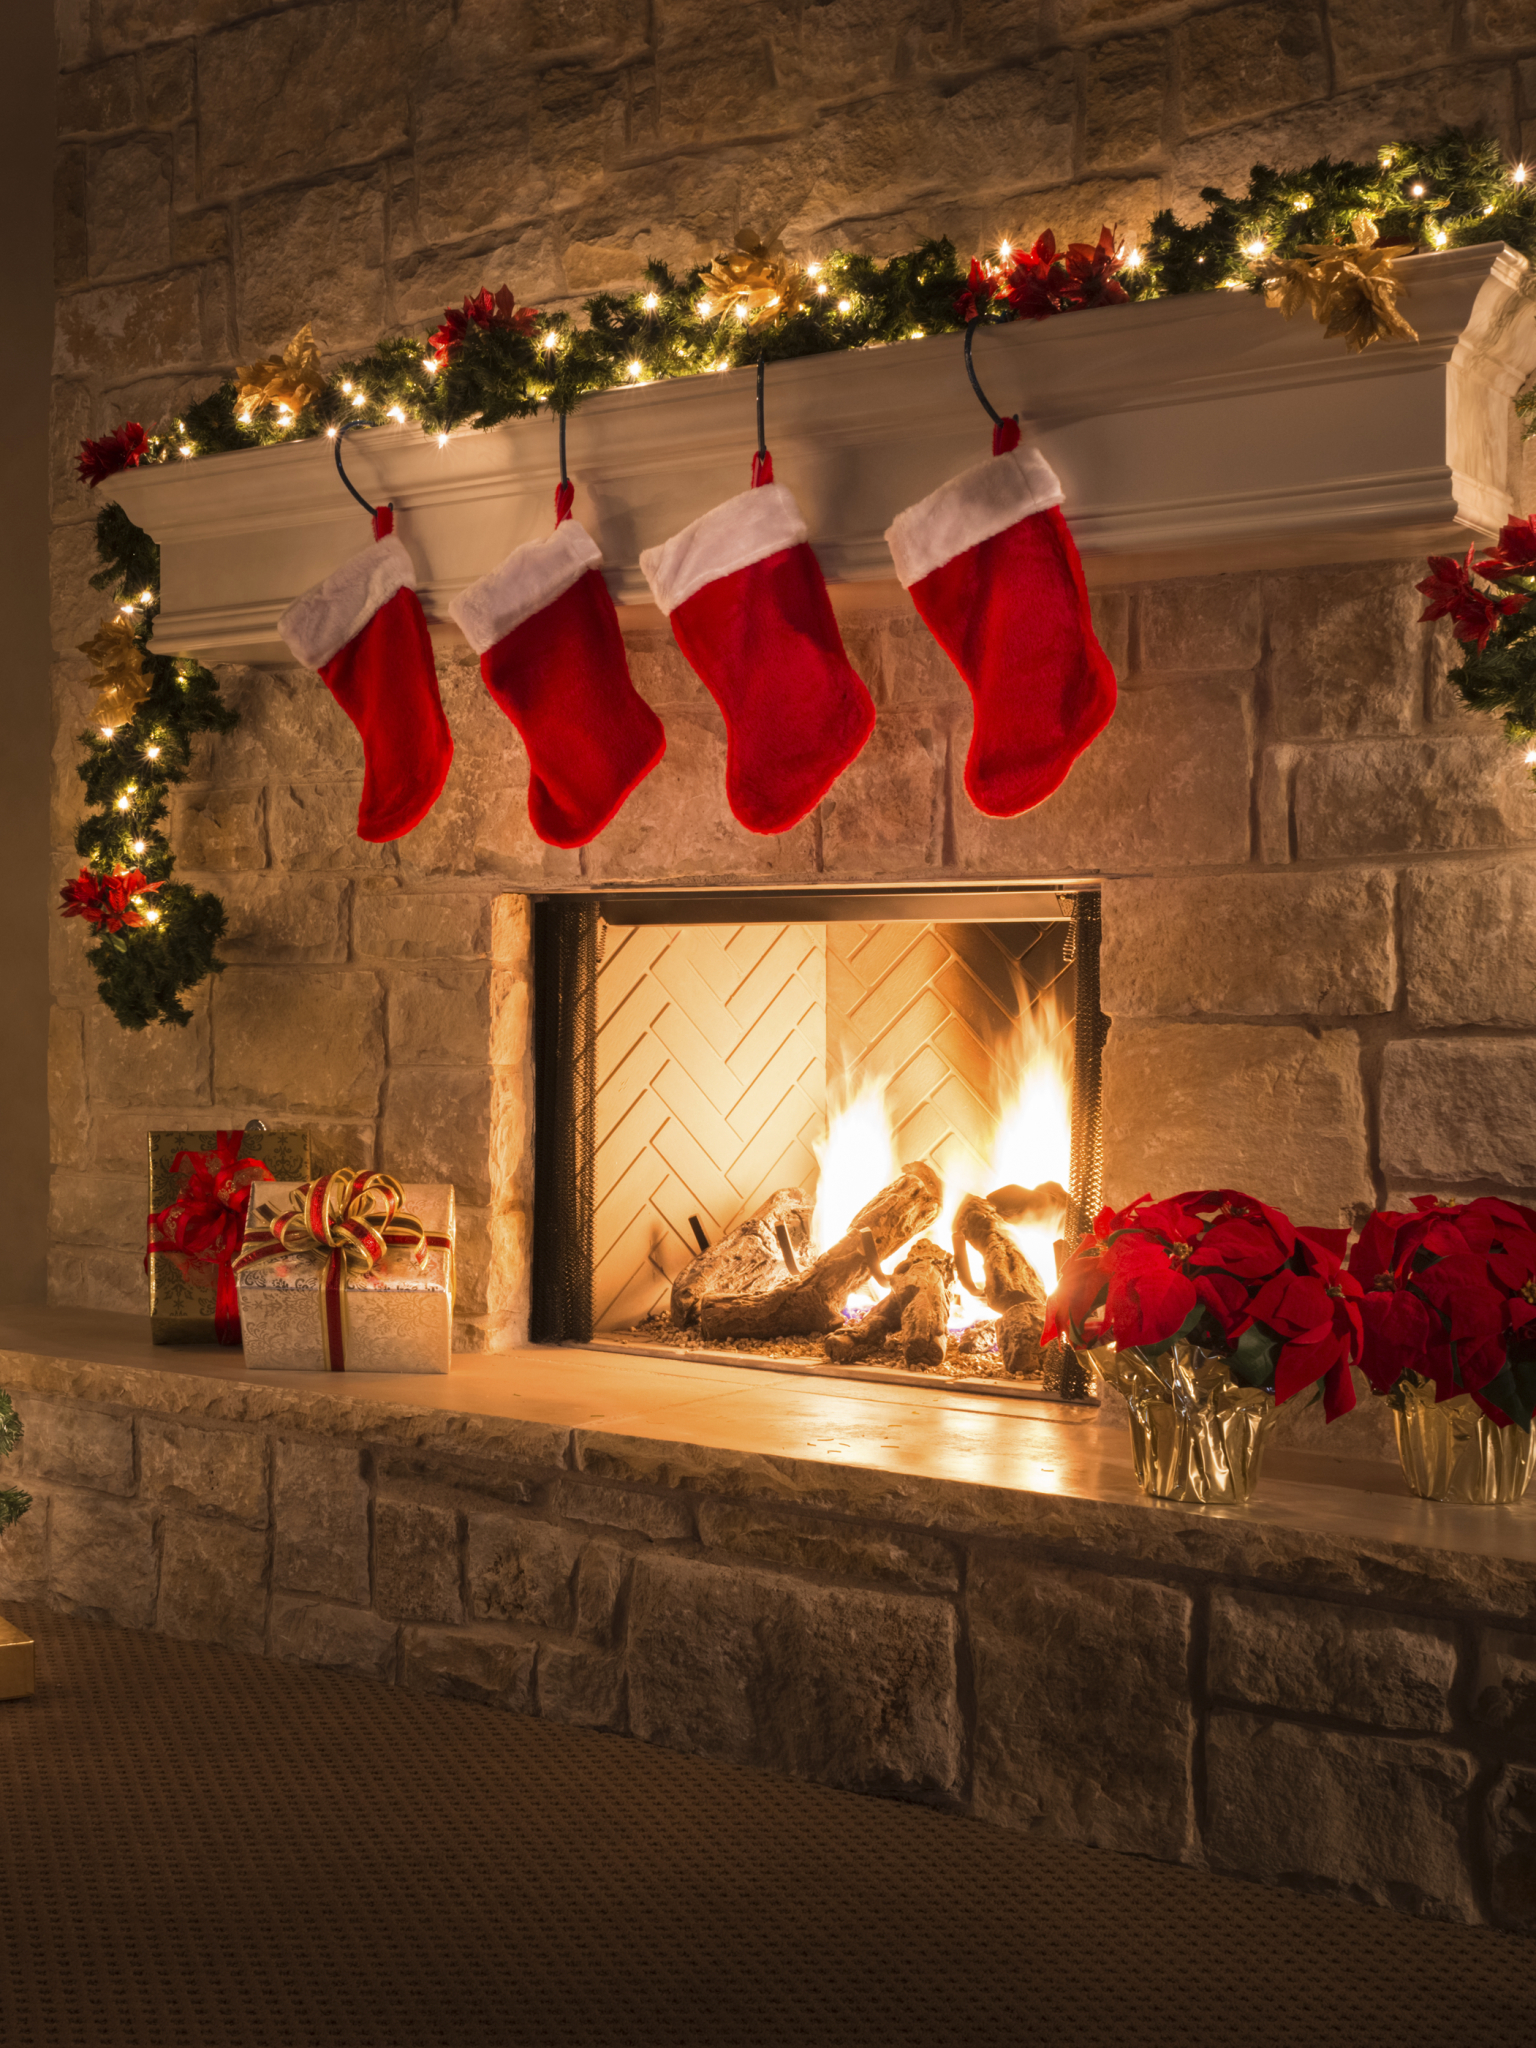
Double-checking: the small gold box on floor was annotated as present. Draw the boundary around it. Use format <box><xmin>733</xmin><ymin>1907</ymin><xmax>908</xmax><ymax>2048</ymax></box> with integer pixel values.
<box><xmin>0</xmin><ymin>1616</ymin><xmax>35</xmax><ymax>1700</ymax></box>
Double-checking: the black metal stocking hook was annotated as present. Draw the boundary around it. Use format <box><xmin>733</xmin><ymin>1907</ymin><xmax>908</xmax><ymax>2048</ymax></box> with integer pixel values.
<box><xmin>964</xmin><ymin>320</ymin><xmax>1020</xmax><ymax>444</ymax></box>
<box><xmin>333</xmin><ymin>418</ymin><xmax>380</xmax><ymax>518</ymax></box>
<box><xmin>751</xmin><ymin>355</ymin><xmax>773</xmax><ymax>485</ymax></box>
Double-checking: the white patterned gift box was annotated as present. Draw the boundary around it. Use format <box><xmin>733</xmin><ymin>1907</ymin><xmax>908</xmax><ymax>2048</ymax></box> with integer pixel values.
<box><xmin>235</xmin><ymin>1175</ymin><xmax>455</xmax><ymax>1374</ymax></box>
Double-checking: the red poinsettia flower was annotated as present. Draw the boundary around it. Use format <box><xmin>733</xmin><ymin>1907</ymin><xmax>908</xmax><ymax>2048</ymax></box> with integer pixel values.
<box><xmin>59</xmin><ymin>867</ymin><xmax>162</xmax><ymax>933</ymax></box>
<box><xmin>1247</xmin><ymin>1256</ymin><xmax>1363</xmax><ymax>1418</ymax></box>
<box><xmin>955</xmin><ymin>257</ymin><xmax>1002</xmax><ymax>324</ymax></box>
<box><xmin>429</xmin><ymin>284</ymin><xmax>541</xmax><ymax>365</ymax></box>
<box><xmin>1416</xmin><ymin>546</ymin><xmax>1528</xmax><ymax>652</ymax></box>
<box><xmin>1003</xmin><ymin>231</ymin><xmax>1067</xmax><ymax>321</ymax></box>
<box><xmin>77</xmin><ymin>421</ymin><xmax>150</xmax><ymax>488</ymax></box>
<box><xmin>1056</xmin><ymin>227</ymin><xmax>1130</xmax><ymax>310</ymax></box>
<box><xmin>1475</xmin><ymin>515</ymin><xmax>1536</xmax><ymax>578</ymax></box>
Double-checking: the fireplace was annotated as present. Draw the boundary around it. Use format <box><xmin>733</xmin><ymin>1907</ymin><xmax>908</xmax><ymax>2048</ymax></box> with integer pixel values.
<box><xmin>528</xmin><ymin>887</ymin><xmax>1106</xmax><ymax>1402</ymax></box>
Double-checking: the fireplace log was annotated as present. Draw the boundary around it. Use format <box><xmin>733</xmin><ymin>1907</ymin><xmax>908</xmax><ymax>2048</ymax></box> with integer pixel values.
<box><xmin>669</xmin><ymin>1187</ymin><xmax>812</xmax><ymax>1327</ymax></box>
<box><xmin>895</xmin><ymin>1237</ymin><xmax>956</xmax><ymax>1368</ymax></box>
<box><xmin>824</xmin><ymin>1284</ymin><xmax>917</xmax><ymax>1360</ymax></box>
<box><xmin>987</xmin><ymin>1180</ymin><xmax>1069</xmax><ymax>1226</ymax></box>
<box><xmin>698</xmin><ymin>1161</ymin><xmax>943</xmax><ymax>1339</ymax></box>
<box><xmin>952</xmin><ymin>1193</ymin><xmax>1050</xmax><ymax>1316</ymax></box>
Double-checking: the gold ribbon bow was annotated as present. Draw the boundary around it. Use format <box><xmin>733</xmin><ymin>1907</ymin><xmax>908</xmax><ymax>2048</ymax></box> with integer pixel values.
<box><xmin>233</xmin><ymin>1170</ymin><xmax>449</xmax><ymax>1371</ymax></box>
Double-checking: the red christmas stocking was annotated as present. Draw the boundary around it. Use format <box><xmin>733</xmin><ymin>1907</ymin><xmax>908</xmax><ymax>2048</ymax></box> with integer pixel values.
<box><xmin>450</xmin><ymin>488</ymin><xmax>665</xmax><ymax>848</ymax></box>
<box><xmin>278</xmin><ymin>508</ymin><xmax>453</xmax><ymax>842</ymax></box>
<box><xmin>639</xmin><ymin>456</ymin><xmax>875</xmax><ymax>835</ymax></box>
<box><xmin>884</xmin><ymin>424</ymin><xmax>1116</xmax><ymax>817</ymax></box>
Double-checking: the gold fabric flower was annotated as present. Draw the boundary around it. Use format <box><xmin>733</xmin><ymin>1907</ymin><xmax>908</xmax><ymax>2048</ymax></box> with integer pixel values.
<box><xmin>699</xmin><ymin>233</ymin><xmax>812</xmax><ymax>325</ymax></box>
<box><xmin>79</xmin><ymin>615</ymin><xmax>152</xmax><ymax>729</ymax></box>
<box><xmin>234</xmin><ymin>322</ymin><xmax>327</xmax><ymax>418</ymax></box>
<box><xmin>1260</xmin><ymin>223</ymin><xmax>1417</xmax><ymax>354</ymax></box>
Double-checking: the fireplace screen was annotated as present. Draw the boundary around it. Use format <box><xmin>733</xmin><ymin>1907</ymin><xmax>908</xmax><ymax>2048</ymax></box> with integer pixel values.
<box><xmin>531</xmin><ymin>890</ymin><xmax>1106</xmax><ymax>1401</ymax></box>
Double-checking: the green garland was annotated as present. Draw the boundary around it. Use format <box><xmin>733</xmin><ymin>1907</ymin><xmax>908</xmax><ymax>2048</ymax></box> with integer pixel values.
<box><xmin>70</xmin><ymin>506</ymin><xmax>237</xmax><ymax>1029</ymax></box>
<box><xmin>102</xmin><ymin>128</ymin><xmax>1533</xmax><ymax>472</ymax></box>
<box><xmin>0</xmin><ymin>1388</ymin><xmax>27</xmax><ymax>1533</ymax></box>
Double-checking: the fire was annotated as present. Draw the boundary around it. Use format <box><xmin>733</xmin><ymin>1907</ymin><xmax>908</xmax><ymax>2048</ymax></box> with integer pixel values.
<box><xmin>811</xmin><ymin>984</ymin><xmax>1074</xmax><ymax>1322</ymax></box>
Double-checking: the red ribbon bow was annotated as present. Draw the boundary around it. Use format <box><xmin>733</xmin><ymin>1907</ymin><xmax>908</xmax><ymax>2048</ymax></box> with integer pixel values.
<box><xmin>145</xmin><ymin>1132</ymin><xmax>275</xmax><ymax>1345</ymax></box>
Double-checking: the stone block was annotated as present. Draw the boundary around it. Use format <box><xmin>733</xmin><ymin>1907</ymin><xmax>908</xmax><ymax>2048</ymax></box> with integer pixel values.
<box><xmin>47</xmin><ymin>1245</ymin><xmax>147</xmax><ymax>1317</ymax></box>
<box><xmin>48</xmin><ymin>1169</ymin><xmax>142</xmax><ymax>1254</ymax></box>
<box><xmin>0</xmin><ymin>1491</ymin><xmax>49</xmax><ymax>1601</ymax></box>
<box><xmin>993</xmin><ymin>176</ymin><xmax>1161</xmax><ymax>260</ymax></box>
<box><xmin>1466</xmin><ymin>0</ymin><xmax>1531</xmax><ymax>47</ymax></box>
<box><xmin>268</xmin><ymin>782</ymin><xmax>395</xmax><ymax>872</ymax></box>
<box><xmin>1381</xmin><ymin>1039</ymin><xmax>1536</xmax><ymax>1189</ymax></box>
<box><xmin>553</xmin><ymin>1478</ymin><xmax>695</xmax><ymax>1543</ymax></box>
<box><xmin>375</xmin><ymin>1495</ymin><xmax>462</xmax><ymax>1624</ymax></box>
<box><xmin>270</xmin><ymin>1591</ymin><xmax>398</xmax><ymax>1680</ymax></box>
<box><xmin>1473</xmin><ymin>1630</ymin><xmax>1536</xmax><ymax>1742</ymax></box>
<box><xmin>466</xmin><ymin>1509</ymin><xmax>583</xmax><ymax>1631</ymax></box>
<box><xmin>214</xmin><ymin>875</ymin><xmax>349</xmax><ymax>967</ymax></box>
<box><xmin>1088</xmin><ymin>588</ymin><xmax>1131</xmax><ymax>678</ymax></box>
<box><xmin>1140</xmin><ymin>576</ymin><xmax>1263</xmax><ymax>673</ymax></box>
<box><xmin>490</xmin><ymin>966</ymin><xmax>529</xmax><ymax>1070</ymax></box>
<box><xmin>820</xmin><ymin>714</ymin><xmax>945</xmax><ymax>877</ymax></box>
<box><xmin>49</xmin><ymin>1009</ymin><xmax>89</xmax><ymax>1170</ymax></box>
<box><xmin>49</xmin><ymin>1490</ymin><xmax>157</xmax><ymax>1627</ymax></box>
<box><xmin>1267</xmin><ymin>561</ymin><xmax>1425</xmax><ymax>739</ymax></box>
<box><xmin>213</xmin><ymin>967</ymin><xmax>384</xmax><ymax>1118</ymax></box>
<box><xmin>57</xmin><ymin>56</ymin><xmax>137</xmax><ymax>133</ymax></box>
<box><xmin>1206</xmin><ymin>1713</ymin><xmax>1477</xmax><ymax>1921</ymax></box>
<box><xmin>1404</xmin><ymin>859</ymin><xmax>1536</xmax><ymax>1027</ymax></box>
<box><xmin>10</xmin><ymin>1395</ymin><xmax>134</xmax><ymax>1494</ymax></box>
<box><xmin>1256</xmin><ymin>744</ymin><xmax>1296</xmax><ymax>864</ymax></box>
<box><xmin>386</xmin><ymin>966</ymin><xmax>492</xmax><ymax>1066</ymax></box>
<box><xmin>272</xmin><ymin>1436</ymin><xmax>370</xmax><ymax>1605</ymax></box>
<box><xmin>50</xmin><ymin>520</ymin><xmax>110</xmax><ymax>650</ymax></box>
<box><xmin>1330</xmin><ymin>0</ymin><xmax>1452</xmax><ymax>81</ymax></box>
<box><xmin>696</xmin><ymin>1501</ymin><xmax>959</xmax><ymax>1592</ymax></box>
<box><xmin>140</xmin><ymin>1419</ymin><xmax>267</xmax><ymax>1526</ymax></box>
<box><xmin>197</xmin><ymin>4</ymin><xmax>414</xmax><ymax>200</ymax></box>
<box><xmin>1180</xmin><ymin>1</ymin><xmax>1328</xmax><ymax>134</ymax></box>
<box><xmin>1295</xmin><ymin>736</ymin><xmax>1536</xmax><ymax>859</ymax></box>
<box><xmin>1085</xmin><ymin>34</ymin><xmax>1168</xmax><ymax>168</ymax></box>
<box><xmin>401</xmin><ymin>1625</ymin><xmax>537</xmax><ymax>1711</ymax></box>
<box><xmin>537</xmin><ymin>1642</ymin><xmax>626</xmax><ymax>1729</ymax></box>
<box><xmin>951</xmin><ymin>675</ymin><xmax>1253</xmax><ymax>876</ymax></box>
<box><xmin>88</xmin><ymin>136</ymin><xmax>173</xmax><ymax>277</ymax></box>
<box><xmin>379</xmin><ymin>1067</ymin><xmax>493</xmax><ymax>1207</ymax></box>
<box><xmin>1102</xmin><ymin>869</ymin><xmax>1396</xmax><ymax>1019</ymax></box>
<box><xmin>1210</xmin><ymin>1589</ymin><xmax>1456</xmax><ymax>1732</ymax></box>
<box><xmin>195</xmin><ymin>667</ymin><xmax>356</xmax><ymax>784</ymax></box>
<box><xmin>1103</xmin><ymin>1023</ymin><xmax>1372</xmax><ymax>1225</ymax></box>
<box><xmin>140</xmin><ymin>39</ymin><xmax>195</xmax><ymax>124</ymax></box>
<box><xmin>234</xmin><ymin>173</ymin><xmax>388</xmax><ymax>357</ymax></box>
<box><xmin>170</xmin><ymin>785</ymin><xmax>267</xmax><ymax>873</ymax></box>
<box><xmin>352</xmin><ymin>887</ymin><xmax>491</xmax><ymax>961</ymax></box>
<box><xmin>935</xmin><ymin>56</ymin><xmax>1077</xmax><ymax>185</ymax></box>
<box><xmin>968</xmin><ymin>1557</ymin><xmax>1195</xmax><ymax>1859</ymax></box>
<box><xmin>626</xmin><ymin>1553</ymin><xmax>961</xmax><ymax>1797</ymax></box>
<box><xmin>574</xmin><ymin>1541</ymin><xmax>626</xmax><ymax>1643</ymax></box>
<box><xmin>86</xmin><ymin>994</ymin><xmax>210</xmax><ymax>1110</ymax></box>
<box><xmin>1488</xmin><ymin>1765</ymin><xmax>1536</xmax><ymax>1931</ymax></box>
<box><xmin>158</xmin><ymin>1517</ymin><xmax>267</xmax><ymax>1656</ymax></box>
<box><xmin>54</xmin><ymin>269</ymin><xmax>203</xmax><ymax>382</ymax></box>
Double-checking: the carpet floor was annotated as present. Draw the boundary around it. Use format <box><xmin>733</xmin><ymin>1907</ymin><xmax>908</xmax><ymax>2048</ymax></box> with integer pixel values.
<box><xmin>0</xmin><ymin>1605</ymin><xmax>1531</xmax><ymax>2048</ymax></box>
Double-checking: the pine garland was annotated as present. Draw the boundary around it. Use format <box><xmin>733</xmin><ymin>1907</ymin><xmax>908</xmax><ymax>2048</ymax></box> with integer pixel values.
<box><xmin>65</xmin><ymin>505</ymin><xmax>238</xmax><ymax>1030</ymax></box>
<box><xmin>0</xmin><ymin>1388</ymin><xmax>28</xmax><ymax>1533</ymax></box>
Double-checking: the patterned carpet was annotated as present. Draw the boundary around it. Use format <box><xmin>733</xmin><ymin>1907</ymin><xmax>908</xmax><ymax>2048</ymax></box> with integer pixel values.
<box><xmin>0</xmin><ymin>1604</ymin><xmax>1531</xmax><ymax>2047</ymax></box>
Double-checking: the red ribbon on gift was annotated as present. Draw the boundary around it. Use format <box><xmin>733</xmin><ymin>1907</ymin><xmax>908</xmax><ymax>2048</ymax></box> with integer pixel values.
<box><xmin>233</xmin><ymin>1170</ymin><xmax>452</xmax><ymax>1371</ymax></box>
<box><xmin>145</xmin><ymin>1131</ymin><xmax>276</xmax><ymax>1345</ymax></box>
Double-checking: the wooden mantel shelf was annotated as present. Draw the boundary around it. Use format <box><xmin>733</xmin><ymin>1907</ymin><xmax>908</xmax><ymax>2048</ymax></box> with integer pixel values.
<box><xmin>107</xmin><ymin>244</ymin><xmax>1536</xmax><ymax>663</ymax></box>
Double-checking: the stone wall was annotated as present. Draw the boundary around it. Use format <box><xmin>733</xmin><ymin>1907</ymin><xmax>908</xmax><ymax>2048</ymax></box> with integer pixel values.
<box><xmin>1</xmin><ymin>1353</ymin><xmax>1532</xmax><ymax>1931</ymax></box>
<box><xmin>46</xmin><ymin>3</ymin><xmax>1536</xmax><ymax>1322</ymax></box>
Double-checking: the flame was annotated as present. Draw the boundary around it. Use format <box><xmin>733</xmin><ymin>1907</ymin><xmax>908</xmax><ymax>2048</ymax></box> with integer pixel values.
<box><xmin>811</xmin><ymin>979</ymin><xmax>1074</xmax><ymax>1333</ymax></box>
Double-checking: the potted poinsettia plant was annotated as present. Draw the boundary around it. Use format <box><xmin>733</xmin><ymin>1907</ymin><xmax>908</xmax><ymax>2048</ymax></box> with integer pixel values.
<box><xmin>1347</xmin><ymin>1196</ymin><xmax>1536</xmax><ymax>1504</ymax></box>
<box><xmin>0</xmin><ymin>1389</ymin><xmax>26</xmax><ymax>1536</ymax></box>
<box><xmin>1044</xmin><ymin>1188</ymin><xmax>1362</xmax><ymax>1506</ymax></box>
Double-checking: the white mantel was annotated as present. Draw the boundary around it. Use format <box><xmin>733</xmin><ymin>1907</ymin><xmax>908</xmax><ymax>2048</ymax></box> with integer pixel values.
<box><xmin>108</xmin><ymin>244</ymin><xmax>1536</xmax><ymax>663</ymax></box>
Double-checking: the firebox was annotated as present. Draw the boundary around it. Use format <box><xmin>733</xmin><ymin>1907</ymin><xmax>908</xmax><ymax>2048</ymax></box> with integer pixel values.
<box><xmin>530</xmin><ymin>888</ymin><xmax>1107</xmax><ymax>1402</ymax></box>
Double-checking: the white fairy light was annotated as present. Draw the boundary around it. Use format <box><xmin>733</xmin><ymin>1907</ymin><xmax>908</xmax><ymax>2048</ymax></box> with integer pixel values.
<box><xmin>143</xmin><ymin>745</ymin><xmax>160</xmax><ymax>760</ymax></box>
<box><xmin>1244</xmin><ymin>238</ymin><xmax>1266</xmax><ymax>256</ymax></box>
<box><xmin>733</xmin><ymin>303</ymin><xmax>748</xmax><ymax>321</ymax></box>
<box><xmin>1514</xmin><ymin>164</ymin><xmax>1528</xmax><ymax>186</ymax></box>
<box><xmin>325</xmin><ymin>425</ymin><xmax>338</xmax><ymax>438</ymax></box>
<box><xmin>815</xmin><ymin>282</ymin><xmax>828</xmax><ymax>296</ymax></box>
<box><xmin>99</xmin><ymin>725</ymin><xmax>115</xmax><ymax>739</ymax></box>
<box><xmin>998</xmin><ymin>240</ymin><xmax>1012</xmax><ymax>259</ymax></box>
<box><xmin>1431</xmin><ymin>228</ymin><xmax>1449</xmax><ymax>247</ymax></box>
<box><xmin>836</xmin><ymin>297</ymin><xmax>851</xmax><ymax>313</ymax></box>
<box><xmin>179</xmin><ymin>442</ymin><xmax>193</xmax><ymax>457</ymax></box>
<box><xmin>627</xmin><ymin>359</ymin><xmax>643</xmax><ymax>379</ymax></box>
<box><xmin>696</xmin><ymin>297</ymin><xmax>713</xmax><ymax>316</ymax></box>
<box><xmin>115</xmin><ymin>794</ymin><xmax>131</xmax><ymax>812</ymax></box>
<box><xmin>1410</xmin><ymin>183</ymin><xmax>1426</xmax><ymax>198</ymax></box>
<box><xmin>351</xmin><ymin>393</ymin><xmax>366</xmax><ymax>408</ymax></box>
<box><xmin>910</xmin><ymin>328</ymin><xmax>924</xmax><ymax>338</ymax></box>
<box><xmin>543</xmin><ymin>330</ymin><xmax>559</xmax><ymax>350</ymax></box>
<box><xmin>643</xmin><ymin>292</ymin><xmax>659</xmax><ymax>310</ymax></box>
<box><xmin>1293</xmin><ymin>194</ymin><xmax>1311</xmax><ymax>209</ymax></box>
<box><xmin>1124</xmin><ymin>248</ymin><xmax>1143</xmax><ymax>269</ymax></box>
<box><xmin>341</xmin><ymin>380</ymin><xmax>353</xmax><ymax>394</ymax></box>
<box><xmin>131</xmin><ymin>838</ymin><xmax>146</xmax><ymax>854</ymax></box>
<box><xmin>387</xmin><ymin>405</ymin><xmax>406</xmax><ymax>422</ymax></box>
<box><xmin>144</xmin><ymin>909</ymin><xmax>160</xmax><ymax>925</ymax></box>
<box><xmin>806</xmin><ymin>261</ymin><xmax>822</xmax><ymax>277</ymax></box>
<box><xmin>421</xmin><ymin>357</ymin><xmax>437</xmax><ymax>375</ymax></box>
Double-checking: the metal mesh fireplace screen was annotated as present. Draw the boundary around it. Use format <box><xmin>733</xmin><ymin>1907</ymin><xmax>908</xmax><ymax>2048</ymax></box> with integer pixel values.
<box><xmin>531</xmin><ymin>889</ymin><xmax>1107</xmax><ymax>1399</ymax></box>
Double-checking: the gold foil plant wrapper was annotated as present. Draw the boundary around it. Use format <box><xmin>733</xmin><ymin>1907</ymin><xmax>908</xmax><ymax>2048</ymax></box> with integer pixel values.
<box><xmin>1081</xmin><ymin>1339</ymin><xmax>1279</xmax><ymax>1506</ymax></box>
<box><xmin>1392</xmin><ymin>1375</ymin><xmax>1536</xmax><ymax>1505</ymax></box>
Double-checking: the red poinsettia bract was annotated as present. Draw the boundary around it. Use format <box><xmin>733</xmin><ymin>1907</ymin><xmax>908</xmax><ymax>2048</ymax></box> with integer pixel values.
<box><xmin>77</xmin><ymin>422</ymin><xmax>150</xmax><ymax>489</ymax></box>
<box><xmin>1056</xmin><ymin>227</ymin><xmax>1130</xmax><ymax>310</ymax></box>
<box><xmin>1475</xmin><ymin>514</ymin><xmax>1536</xmax><ymax>578</ymax></box>
<box><xmin>429</xmin><ymin>284</ymin><xmax>541</xmax><ymax>365</ymax></box>
<box><xmin>955</xmin><ymin>257</ymin><xmax>1002</xmax><ymax>324</ymax></box>
<box><xmin>59</xmin><ymin>867</ymin><xmax>162</xmax><ymax>934</ymax></box>
<box><xmin>1415</xmin><ymin>546</ymin><xmax>1528</xmax><ymax>653</ymax></box>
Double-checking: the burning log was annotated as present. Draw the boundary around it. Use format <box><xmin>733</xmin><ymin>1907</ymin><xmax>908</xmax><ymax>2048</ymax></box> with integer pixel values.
<box><xmin>670</xmin><ymin>1188</ymin><xmax>811</xmax><ymax>1327</ymax></box>
<box><xmin>895</xmin><ymin>1237</ymin><xmax>955</xmax><ymax>1368</ymax></box>
<box><xmin>952</xmin><ymin>1190</ymin><xmax>1061</xmax><ymax>1378</ymax></box>
<box><xmin>987</xmin><ymin>1180</ymin><xmax>1069</xmax><ymax>1226</ymax></box>
<box><xmin>698</xmin><ymin>1161</ymin><xmax>943</xmax><ymax>1340</ymax></box>
<box><xmin>823</xmin><ymin>1285</ymin><xmax>915</xmax><ymax>1360</ymax></box>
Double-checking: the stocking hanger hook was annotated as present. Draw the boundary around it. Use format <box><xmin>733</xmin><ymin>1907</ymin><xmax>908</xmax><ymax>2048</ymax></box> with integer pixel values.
<box><xmin>756</xmin><ymin>355</ymin><xmax>767</xmax><ymax>462</ymax></box>
<box><xmin>333</xmin><ymin>419</ymin><xmax>379</xmax><ymax>518</ymax></box>
<box><xmin>963</xmin><ymin>320</ymin><xmax>1015</xmax><ymax>432</ymax></box>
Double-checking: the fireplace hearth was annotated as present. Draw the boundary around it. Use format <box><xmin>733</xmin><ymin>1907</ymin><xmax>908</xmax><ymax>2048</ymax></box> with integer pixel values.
<box><xmin>530</xmin><ymin>888</ymin><xmax>1107</xmax><ymax>1403</ymax></box>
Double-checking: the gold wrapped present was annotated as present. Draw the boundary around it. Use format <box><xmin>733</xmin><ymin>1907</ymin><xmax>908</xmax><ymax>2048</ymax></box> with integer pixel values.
<box><xmin>234</xmin><ymin>1172</ymin><xmax>455</xmax><ymax>1374</ymax></box>
<box><xmin>0</xmin><ymin>1615</ymin><xmax>35</xmax><ymax>1701</ymax></box>
<box><xmin>147</xmin><ymin>1124</ymin><xmax>312</xmax><ymax>1344</ymax></box>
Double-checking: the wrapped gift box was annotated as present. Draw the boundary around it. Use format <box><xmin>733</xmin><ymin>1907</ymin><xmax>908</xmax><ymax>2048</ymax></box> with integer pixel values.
<box><xmin>236</xmin><ymin>1181</ymin><xmax>455</xmax><ymax>1374</ymax></box>
<box><xmin>148</xmin><ymin>1126</ymin><xmax>311</xmax><ymax>1344</ymax></box>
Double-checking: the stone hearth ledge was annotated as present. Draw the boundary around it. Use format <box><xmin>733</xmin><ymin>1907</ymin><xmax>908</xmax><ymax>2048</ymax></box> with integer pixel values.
<box><xmin>1</xmin><ymin>1303</ymin><xmax>1533</xmax><ymax>1932</ymax></box>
